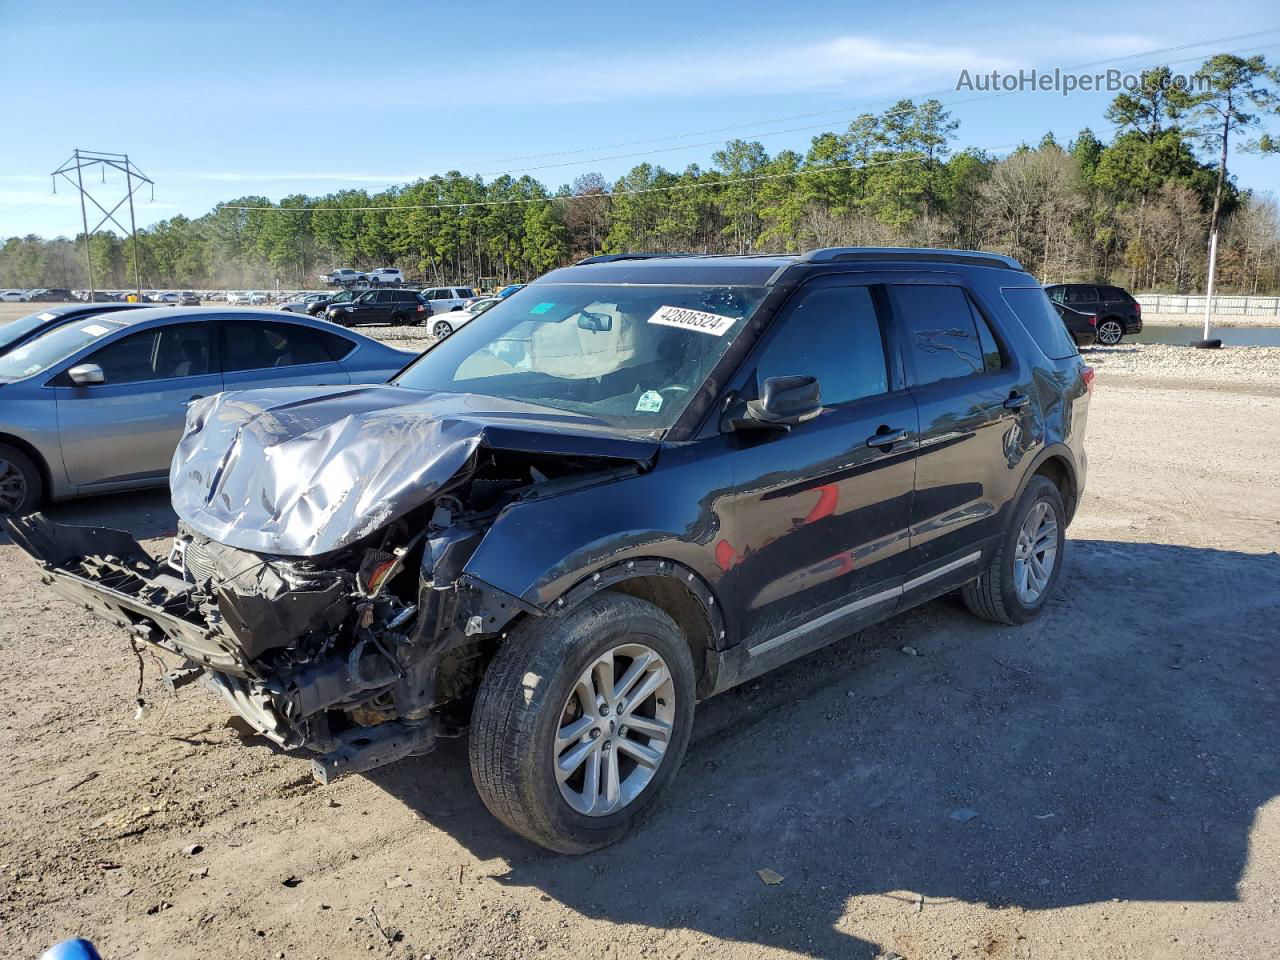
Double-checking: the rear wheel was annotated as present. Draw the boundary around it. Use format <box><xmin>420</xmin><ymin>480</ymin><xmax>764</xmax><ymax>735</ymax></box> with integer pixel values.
<box><xmin>961</xmin><ymin>475</ymin><xmax>1065</xmax><ymax>625</ymax></box>
<box><xmin>469</xmin><ymin>593</ymin><xmax>696</xmax><ymax>854</ymax></box>
<box><xmin>1096</xmin><ymin>319</ymin><xmax>1124</xmax><ymax>345</ymax></box>
<box><xmin>0</xmin><ymin>443</ymin><xmax>44</xmax><ymax>516</ymax></box>
<box><xmin>432</xmin><ymin>319</ymin><xmax>453</xmax><ymax>338</ymax></box>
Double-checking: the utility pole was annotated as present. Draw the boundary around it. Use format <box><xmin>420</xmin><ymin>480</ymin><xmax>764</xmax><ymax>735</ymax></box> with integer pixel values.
<box><xmin>1201</xmin><ymin>229</ymin><xmax>1219</xmax><ymax>345</ymax></box>
<box><xmin>51</xmin><ymin>149</ymin><xmax>154</xmax><ymax>301</ymax></box>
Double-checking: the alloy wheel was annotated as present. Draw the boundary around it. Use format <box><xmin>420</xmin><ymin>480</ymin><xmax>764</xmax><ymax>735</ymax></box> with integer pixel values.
<box><xmin>433</xmin><ymin>321</ymin><xmax>452</xmax><ymax>338</ymax></box>
<box><xmin>0</xmin><ymin>457</ymin><xmax>28</xmax><ymax>514</ymax></box>
<box><xmin>1013</xmin><ymin>500</ymin><xmax>1058</xmax><ymax>604</ymax></box>
<box><xmin>1097</xmin><ymin>320</ymin><xmax>1123</xmax><ymax>345</ymax></box>
<box><xmin>554</xmin><ymin>643</ymin><xmax>676</xmax><ymax>817</ymax></box>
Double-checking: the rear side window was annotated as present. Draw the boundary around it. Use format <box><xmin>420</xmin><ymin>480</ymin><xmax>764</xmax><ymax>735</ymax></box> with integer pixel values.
<box><xmin>1002</xmin><ymin>287</ymin><xmax>1079</xmax><ymax>360</ymax></box>
<box><xmin>313</xmin><ymin>328</ymin><xmax>356</xmax><ymax>360</ymax></box>
<box><xmin>222</xmin><ymin>319</ymin><xmax>334</xmax><ymax>371</ymax></box>
<box><xmin>1063</xmin><ymin>286</ymin><xmax>1098</xmax><ymax>305</ymax></box>
<box><xmin>890</xmin><ymin>284</ymin><xmax>988</xmax><ymax>386</ymax></box>
<box><xmin>755</xmin><ymin>284</ymin><xmax>887</xmax><ymax>407</ymax></box>
<box><xmin>1100</xmin><ymin>286</ymin><xmax>1132</xmax><ymax>302</ymax></box>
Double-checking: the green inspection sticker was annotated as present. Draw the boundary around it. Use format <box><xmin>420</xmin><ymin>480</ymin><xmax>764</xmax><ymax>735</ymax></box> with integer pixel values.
<box><xmin>529</xmin><ymin>302</ymin><xmax>555</xmax><ymax>315</ymax></box>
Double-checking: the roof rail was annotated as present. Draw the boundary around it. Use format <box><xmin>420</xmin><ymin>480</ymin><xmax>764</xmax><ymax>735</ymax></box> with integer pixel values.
<box><xmin>799</xmin><ymin>247</ymin><xmax>1024</xmax><ymax>271</ymax></box>
<box><xmin>575</xmin><ymin>253</ymin><xmax>694</xmax><ymax>265</ymax></box>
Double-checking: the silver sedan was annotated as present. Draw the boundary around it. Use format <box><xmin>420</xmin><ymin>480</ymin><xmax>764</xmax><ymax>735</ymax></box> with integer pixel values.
<box><xmin>0</xmin><ymin>307</ymin><xmax>418</xmax><ymax>513</ymax></box>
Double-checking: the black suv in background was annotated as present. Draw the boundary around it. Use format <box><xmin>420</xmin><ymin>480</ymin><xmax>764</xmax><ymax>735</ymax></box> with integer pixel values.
<box><xmin>1051</xmin><ymin>301</ymin><xmax>1098</xmax><ymax>347</ymax></box>
<box><xmin>1044</xmin><ymin>283</ymin><xmax>1142</xmax><ymax>345</ymax></box>
<box><xmin>10</xmin><ymin>247</ymin><xmax>1093</xmax><ymax>854</ymax></box>
<box><xmin>323</xmin><ymin>287</ymin><xmax>429</xmax><ymax>326</ymax></box>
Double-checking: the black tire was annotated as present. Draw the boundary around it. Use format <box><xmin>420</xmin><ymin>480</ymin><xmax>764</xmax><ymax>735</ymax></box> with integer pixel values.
<box><xmin>468</xmin><ymin>593</ymin><xmax>696</xmax><ymax>854</ymax></box>
<box><xmin>0</xmin><ymin>442</ymin><xmax>44</xmax><ymax>516</ymax></box>
<box><xmin>1096</xmin><ymin>318</ymin><xmax>1124</xmax><ymax>345</ymax></box>
<box><xmin>961</xmin><ymin>475</ymin><xmax>1066</xmax><ymax>626</ymax></box>
<box><xmin>432</xmin><ymin>319</ymin><xmax>453</xmax><ymax>338</ymax></box>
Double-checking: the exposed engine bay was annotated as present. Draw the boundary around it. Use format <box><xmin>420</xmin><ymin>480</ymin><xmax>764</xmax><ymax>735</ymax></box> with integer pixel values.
<box><xmin>5</xmin><ymin>439</ymin><xmax>646</xmax><ymax>783</ymax></box>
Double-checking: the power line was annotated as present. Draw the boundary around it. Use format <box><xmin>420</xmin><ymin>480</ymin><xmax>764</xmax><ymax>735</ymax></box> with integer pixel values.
<box><xmin>218</xmin><ymin>147</ymin><xmax>1016</xmax><ymax>214</ymax></box>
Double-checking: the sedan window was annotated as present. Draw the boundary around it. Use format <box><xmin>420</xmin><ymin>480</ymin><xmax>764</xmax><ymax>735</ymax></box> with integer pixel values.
<box><xmin>87</xmin><ymin>323</ymin><xmax>213</xmax><ymax>383</ymax></box>
<box><xmin>890</xmin><ymin>284</ymin><xmax>987</xmax><ymax>386</ymax></box>
<box><xmin>222</xmin><ymin>320</ymin><xmax>333</xmax><ymax>371</ymax></box>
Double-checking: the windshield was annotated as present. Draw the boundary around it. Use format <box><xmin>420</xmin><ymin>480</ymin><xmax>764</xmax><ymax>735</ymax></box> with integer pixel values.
<box><xmin>0</xmin><ymin>310</ymin><xmax>68</xmax><ymax>353</ymax></box>
<box><xmin>0</xmin><ymin>316</ymin><xmax>130</xmax><ymax>381</ymax></box>
<box><xmin>393</xmin><ymin>282</ymin><xmax>767</xmax><ymax>434</ymax></box>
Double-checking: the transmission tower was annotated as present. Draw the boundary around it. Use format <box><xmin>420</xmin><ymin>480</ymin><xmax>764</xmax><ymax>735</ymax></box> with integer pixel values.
<box><xmin>51</xmin><ymin>149</ymin><xmax>154</xmax><ymax>300</ymax></box>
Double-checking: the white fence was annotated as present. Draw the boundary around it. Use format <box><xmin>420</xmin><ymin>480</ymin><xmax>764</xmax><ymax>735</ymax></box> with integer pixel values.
<box><xmin>1138</xmin><ymin>295</ymin><xmax>1280</xmax><ymax>317</ymax></box>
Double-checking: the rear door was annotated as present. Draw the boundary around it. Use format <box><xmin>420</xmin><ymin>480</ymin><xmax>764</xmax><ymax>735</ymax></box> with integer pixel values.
<box><xmin>55</xmin><ymin>321</ymin><xmax>222</xmax><ymax>487</ymax></box>
<box><xmin>219</xmin><ymin>317</ymin><xmax>351</xmax><ymax>389</ymax></box>
<box><xmin>887</xmin><ymin>277</ymin><xmax>1030</xmax><ymax>577</ymax></box>
<box><xmin>719</xmin><ymin>278</ymin><xmax>919</xmax><ymax>656</ymax></box>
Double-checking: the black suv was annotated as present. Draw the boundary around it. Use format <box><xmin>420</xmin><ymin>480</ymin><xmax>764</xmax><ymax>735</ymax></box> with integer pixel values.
<box><xmin>1044</xmin><ymin>283</ymin><xmax>1142</xmax><ymax>345</ymax></box>
<box><xmin>324</xmin><ymin>287</ymin><xmax>429</xmax><ymax>326</ymax></box>
<box><xmin>7</xmin><ymin>248</ymin><xmax>1092</xmax><ymax>854</ymax></box>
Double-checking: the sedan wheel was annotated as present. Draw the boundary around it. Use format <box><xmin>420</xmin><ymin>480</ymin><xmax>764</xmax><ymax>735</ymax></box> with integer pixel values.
<box><xmin>0</xmin><ymin>443</ymin><xmax>42</xmax><ymax>516</ymax></box>
<box><xmin>0</xmin><ymin>459</ymin><xmax>28</xmax><ymax>514</ymax></box>
<box><xmin>1097</xmin><ymin>319</ymin><xmax>1124</xmax><ymax>345</ymax></box>
<box><xmin>555</xmin><ymin>643</ymin><xmax>676</xmax><ymax>817</ymax></box>
<box><xmin>433</xmin><ymin>320</ymin><xmax>453</xmax><ymax>338</ymax></box>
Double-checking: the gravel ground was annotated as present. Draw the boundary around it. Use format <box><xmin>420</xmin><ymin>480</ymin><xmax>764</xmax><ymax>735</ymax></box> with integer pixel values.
<box><xmin>1</xmin><ymin>306</ymin><xmax>1279</xmax><ymax>960</ymax></box>
<box><xmin>1082</xmin><ymin>342</ymin><xmax>1280</xmax><ymax>388</ymax></box>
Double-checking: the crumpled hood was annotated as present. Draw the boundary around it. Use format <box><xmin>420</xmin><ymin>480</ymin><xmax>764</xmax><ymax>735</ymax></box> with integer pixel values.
<box><xmin>171</xmin><ymin>385</ymin><xmax>658</xmax><ymax>557</ymax></box>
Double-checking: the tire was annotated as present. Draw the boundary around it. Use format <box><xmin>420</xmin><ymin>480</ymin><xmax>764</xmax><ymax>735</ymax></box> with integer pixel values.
<box><xmin>468</xmin><ymin>593</ymin><xmax>696</xmax><ymax>854</ymax></box>
<box><xmin>432</xmin><ymin>319</ymin><xmax>453</xmax><ymax>338</ymax></box>
<box><xmin>0</xmin><ymin>442</ymin><xmax>44</xmax><ymax>516</ymax></box>
<box><xmin>1096</xmin><ymin>318</ymin><xmax>1124</xmax><ymax>345</ymax></box>
<box><xmin>961</xmin><ymin>475</ymin><xmax>1066</xmax><ymax>626</ymax></box>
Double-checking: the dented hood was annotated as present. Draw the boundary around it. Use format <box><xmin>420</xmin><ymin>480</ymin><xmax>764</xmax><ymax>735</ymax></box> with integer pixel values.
<box><xmin>171</xmin><ymin>385</ymin><xmax>658</xmax><ymax>556</ymax></box>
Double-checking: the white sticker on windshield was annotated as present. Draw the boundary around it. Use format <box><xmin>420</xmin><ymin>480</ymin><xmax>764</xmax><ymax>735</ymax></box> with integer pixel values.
<box><xmin>636</xmin><ymin>390</ymin><xmax>664</xmax><ymax>413</ymax></box>
<box><xmin>80</xmin><ymin>323</ymin><xmax>110</xmax><ymax>337</ymax></box>
<box><xmin>647</xmin><ymin>305</ymin><xmax>737</xmax><ymax>337</ymax></box>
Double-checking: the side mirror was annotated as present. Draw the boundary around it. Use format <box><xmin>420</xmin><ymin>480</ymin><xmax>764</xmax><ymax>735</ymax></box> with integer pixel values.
<box><xmin>67</xmin><ymin>363</ymin><xmax>105</xmax><ymax>386</ymax></box>
<box><xmin>577</xmin><ymin>310</ymin><xmax>613</xmax><ymax>332</ymax></box>
<box><xmin>724</xmin><ymin>375</ymin><xmax>821</xmax><ymax>432</ymax></box>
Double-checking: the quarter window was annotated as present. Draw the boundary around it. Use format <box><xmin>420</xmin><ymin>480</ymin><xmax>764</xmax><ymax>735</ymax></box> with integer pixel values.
<box><xmin>754</xmin><ymin>285</ymin><xmax>888</xmax><ymax>407</ymax></box>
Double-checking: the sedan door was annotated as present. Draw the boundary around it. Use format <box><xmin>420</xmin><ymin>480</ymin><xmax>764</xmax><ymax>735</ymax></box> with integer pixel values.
<box><xmin>54</xmin><ymin>321</ymin><xmax>222</xmax><ymax>488</ymax></box>
<box><xmin>718</xmin><ymin>280</ymin><xmax>919</xmax><ymax>660</ymax></box>
<box><xmin>219</xmin><ymin>317</ymin><xmax>351</xmax><ymax>389</ymax></box>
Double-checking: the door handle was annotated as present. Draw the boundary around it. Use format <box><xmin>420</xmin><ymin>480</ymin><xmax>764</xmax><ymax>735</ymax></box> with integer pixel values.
<box><xmin>865</xmin><ymin>427</ymin><xmax>909</xmax><ymax>449</ymax></box>
<box><xmin>1004</xmin><ymin>393</ymin><xmax>1030</xmax><ymax>410</ymax></box>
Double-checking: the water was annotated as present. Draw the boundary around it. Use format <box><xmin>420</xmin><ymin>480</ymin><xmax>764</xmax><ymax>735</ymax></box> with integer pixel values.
<box><xmin>1135</xmin><ymin>325</ymin><xmax>1280</xmax><ymax>347</ymax></box>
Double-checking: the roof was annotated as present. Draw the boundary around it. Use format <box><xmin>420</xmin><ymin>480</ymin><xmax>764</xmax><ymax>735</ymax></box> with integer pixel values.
<box><xmin>545</xmin><ymin>247</ymin><xmax>1025</xmax><ymax>287</ymax></box>
<box><xmin>74</xmin><ymin>306</ymin><xmax>290</xmax><ymax>329</ymax></box>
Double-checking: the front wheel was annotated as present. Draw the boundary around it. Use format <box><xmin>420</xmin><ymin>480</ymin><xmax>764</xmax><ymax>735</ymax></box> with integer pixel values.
<box><xmin>961</xmin><ymin>475</ymin><xmax>1066</xmax><ymax>625</ymax></box>
<box><xmin>0</xmin><ymin>442</ymin><xmax>44</xmax><ymax>516</ymax></box>
<box><xmin>469</xmin><ymin>593</ymin><xmax>696</xmax><ymax>854</ymax></box>
<box><xmin>432</xmin><ymin>319</ymin><xmax>453</xmax><ymax>338</ymax></box>
<box><xmin>1096</xmin><ymin>319</ymin><xmax>1124</xmax><ymax>345</ymax></box>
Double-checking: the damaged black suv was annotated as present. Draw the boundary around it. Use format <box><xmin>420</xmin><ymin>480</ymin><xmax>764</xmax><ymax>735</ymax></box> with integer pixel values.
<box><xmin>7</xmin><ymin>248</ymin><xmax>1092</xmax><ymax>853</ymax></box>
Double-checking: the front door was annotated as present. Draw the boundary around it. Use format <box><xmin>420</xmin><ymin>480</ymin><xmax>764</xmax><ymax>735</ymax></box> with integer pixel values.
<box><xmin>717</xmin><ymin>280</ymin><xmax>918</xmax><ymax>654</ymax></box>
<box><xmin>55</xmin><ymin>321</ymin><xmax>222</xmax><ymax>487</ymax></box>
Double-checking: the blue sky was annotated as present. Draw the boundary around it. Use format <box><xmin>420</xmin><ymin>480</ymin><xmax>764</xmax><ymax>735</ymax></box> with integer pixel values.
<box><xmin>2</xmin><ymin>0</ymin><xmax>1279</xmax><ymax>238</ymax></box>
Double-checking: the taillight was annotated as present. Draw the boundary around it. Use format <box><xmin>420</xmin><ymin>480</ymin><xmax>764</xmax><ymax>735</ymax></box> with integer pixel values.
<box><xmin>1081</xmin><ymin>365</ymin><xmax>1095</xmax><ymax>392</ymax></box>
<box><xmin>1134</xmin><ymin>301</ymin><xmax>1142</xmax><ymax>316</ymax></box>
<box><xmin>1087</xmin><ymin>314</ymin><xmax>1097</xmax><ymax>327</ymax></box>
<box><xmin>416</xmin><ymin>304</ymin><xmax>425</xmax><ymax>312</ymax></box>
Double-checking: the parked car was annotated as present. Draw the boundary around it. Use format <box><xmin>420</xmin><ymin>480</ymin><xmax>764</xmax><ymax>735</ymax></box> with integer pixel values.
<box><xmin>306</xmin><ymin>289</ymin><xmax>357</xmax><ymax>316</ymax></box>
<box><xmin>428</xmin><ymin>296</ymin><xmax>498</xmax><ymax>338</ymax></box>
<box><xmin>1043</xmin><ymin>283</ymin><xmax>1142</xmax><ymax>345</ymax></box>
<box><xmin>153</xmin><ymin>291</ymin><xmax>181</xmax><ymax>303</ymax></box>
<box><xmin>245</xmin><ymin>291</ymin><xmax>268</xmax><ymax>305</ymax></box>
<box><xmin>0</xmin><ymin>302</ymin><xmax>153</xmax><ymax>359</ymax></box>
<box><xmin>179</xmin><ymin>292</ymin><xmax>201</xmax><ymax>306</ymax></box>
<box><xmin>320</xmin><ymin>268</ymin><xmax>367</xmax><ymax>287</ymax></box>
<box><xmin>5</xmin><ymin>248</ymin><xmax>1092</xmax><ymax>853</ymax></box>
<box><xmin>30</xmin><ymin>289</ymin><xmax>77</xmax><ymax>303</ymax></box>
<box><xmin>1052</xmin><ymin>302</ymin><xmax>1097</xmax><ymax>346</ymax></box>
<box><xmin>495</xmin><ymin>283</ymin><xmax>526</xmax><ymax>299</ymax></box>
<box><xmin>0</xmin><ymin>307</ymin><xmax>416</xmax><ymax>514</ymax></box>
<box><xmin>421</xmin><ymin>286</ymin><xmax>479</xmax><ymax>313</ymax></box>
<box><xmin>366</xmin><ymin>267</ymin><xmax>404</xmax><ymax>286</ymax></box>
<box><xmin>324</xmin><ymin>288</ymin><xmax>429</xmax><ymax>326</ymax></box>
<box><xmin>0</xmin><ymin>290</ymin><xmax>31</xmax><ymax>302</ymax></box>
<box><xmin>280</xmin><ymin>293</ymin><xmax>332</xmax><ymax>314</ymax></box>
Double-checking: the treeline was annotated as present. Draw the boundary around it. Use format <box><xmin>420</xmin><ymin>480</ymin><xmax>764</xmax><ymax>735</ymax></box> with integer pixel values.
<box><xmin>4</xmin><ymin>55</ymin><xmax>1279</xmax><ymax>294</ymax></box>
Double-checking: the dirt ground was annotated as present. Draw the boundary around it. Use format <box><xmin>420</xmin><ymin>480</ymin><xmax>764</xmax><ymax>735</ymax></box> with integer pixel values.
<box><xmin>1</xmin><ymin>308</ymin><xmax>1279</xmax><ymax>960</ymax></box>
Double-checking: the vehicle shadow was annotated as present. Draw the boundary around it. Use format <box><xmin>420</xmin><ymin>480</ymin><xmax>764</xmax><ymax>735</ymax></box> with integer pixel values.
<box><xmin>366</xmin><ymin>538</ymin><xmax>1280</xmax><ymax>958</ymax></box>
<box><xmin>0</xmin><ymin>489</ymin><xmax>177</xmax><ymax>548</ymax></box>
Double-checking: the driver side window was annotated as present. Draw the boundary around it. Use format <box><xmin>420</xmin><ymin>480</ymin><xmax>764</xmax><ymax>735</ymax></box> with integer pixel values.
<box><xmin>754</xmin><ymin>285</ymin><xmax>889</xmax><ymax>407</ymax></box>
